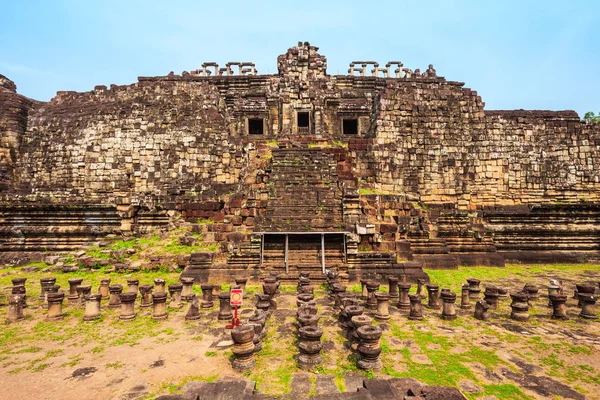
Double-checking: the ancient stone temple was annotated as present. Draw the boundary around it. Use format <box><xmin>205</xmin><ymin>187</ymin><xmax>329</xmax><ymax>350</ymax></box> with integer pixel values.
<box><xmin>2</xmin><ymin>42</ymin><xmax>600</xmax><ymax>280</ymax></box>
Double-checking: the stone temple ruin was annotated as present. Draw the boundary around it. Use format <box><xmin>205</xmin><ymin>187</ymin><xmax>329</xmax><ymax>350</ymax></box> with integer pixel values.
<box><xmin>2</xmin><ymin>41</ymin><xmax>600</xmax><ymax>280</ymax></box>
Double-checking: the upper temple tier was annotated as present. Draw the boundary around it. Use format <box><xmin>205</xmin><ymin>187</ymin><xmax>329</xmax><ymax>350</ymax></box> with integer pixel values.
<box><xmin>1</xmin><ymin>42</ymin><xmax>600</xmax><ymax>270</ymax></box>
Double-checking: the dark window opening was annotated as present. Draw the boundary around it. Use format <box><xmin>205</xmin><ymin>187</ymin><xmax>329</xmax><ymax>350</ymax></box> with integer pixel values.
<box><xmin>343</xmin><ymin>119</ymin><xmax>359</xmax><ymax>135</ymax></box>
<box><xmin>248</xmin><ymin>118</ymin><xmax>264</xmax><ymax>135</ymax></box>
<box><xmin>297</xmin><ymin>112</ymin><xmax>310</xmax><ymax>133</ymax></box>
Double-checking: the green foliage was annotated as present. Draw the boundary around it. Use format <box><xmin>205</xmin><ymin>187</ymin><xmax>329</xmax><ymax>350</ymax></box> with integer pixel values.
<box><xmin>582</xmin><ymin>111</ymin><xmax>600</xmax><ymax>123</ymax></box>
<box><xmin>195</xmin><ymin>218</ymin><xmax>214</xmax><ymax>224</ymax></box>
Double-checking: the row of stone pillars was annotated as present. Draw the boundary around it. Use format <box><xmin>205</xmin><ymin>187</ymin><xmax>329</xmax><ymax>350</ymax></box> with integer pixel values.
<box><xmin>326</xmin><ymin>270</ymin><xmax>383</xmax><ymax>371</ymax></box>
<box><xmin>296</xmin><ymin>272</ymin><xmax>323</xmax><ymax>370</ymax></box>
<box><xmin>230</xmin><ymin>275</ymin><xmax>279</xmax><ymax>371</ymax></box>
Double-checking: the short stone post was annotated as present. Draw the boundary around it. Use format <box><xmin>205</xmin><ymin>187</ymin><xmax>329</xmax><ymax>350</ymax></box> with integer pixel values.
<box><xmin>255</xmin><ymin>293</ymin><xmax>271</xmax><ymax>313</ymax></box>
<box><xmin>7</xmin><ymin>294</ymin><xmax>24</xmax><ymax>323</ymax></box>
<box><xmin>388</xmin><ymin>276</ymin><xmax>399</xmax><ymax>299</ymax></box>
<box><xmin>154</xmin><ymin>278</ymin><xmax>166</xmax><ymax>293</ymax></box>
<box><xmin>297</xmin><ymin>293</ymin><xmax>314</xmax><ymax>307</ymax></box>
<box><xmin>460</xmin><ymin>284</ymin><xmax>470</xmax><ymax>309</ymax></box>
<box><xmin>46</xmin><ymin>292</ymin><xmax>65</xmax><ymax>321</ymax></box>
<box><xmin>578</xmin><ymin>293</ymin><xmax>598</xmax><ymax>320</ymax></box>
<box><xmin>332</xmin><ymin>284</ymin><xmax>347</xmax><ymax>308</ymax></box>
<box><xmin>300</xmin><ymin>285</ymin><xmax>315</xmax><ymax>295</ymax></box>
<box><xmin>231</xmin><ymin>324</ymin><xmax>255</xmax><ymax>371</ymax></box>
<box><xmin>483</xmin><ymin>286</ymin><xmax>499</xmax><ymax>309</ymax></box>
<box><xmin>249</xmin><ymin>311</ymin><xmax>267</xmax><ymax>339</ymax></box>
<box><xmin>416</xmin><ymin>279</ymin><xmax>425</xmax><ymax>297</ymax></box>
<box><xmin>127</xmin><ymin>278</ymin><xmax>139</xmax><ymax>294</ymax></box>
<box><xmin>11</xmin><ymin>278</ymin><xmax>26</xmax><ymax>302</ymax></box>
<box><xmin>426</xmin><ymin>284</ymin><xmax>441</xmax><ymax>309</ymax></box>
<box><xmin>108</xmin><ymin>284</ymin><xmax>123</xmax><ymax>308</ymax></box>
<box><xmin>497</xmin><ymin>287</ymin><xmax>508</xmax><ymax>301</ymax></box>
<box><xmin>139</xmin><ymin>284</ymin><xmax>154</xmax><ymax>307</ymax></box>
<box><xmin>408</xmin><ymin>294</ymin><xmax>423</xmax><ymax>321</ymax></box>
<box><xmin>185</xmin><ymin>294</ymin><xmax>201</xmax><ymax>320</ymax></box>
<box><xmin>152</xmin><ymin>292</ymin><xmax>168</xmax><ymax>320</ymax></box>
<box><xmin>44</xmin><ymin>285</ymin><xmax>60</xmax><ymax>309</ymax></box>
<box><xmin>397</xmin><ymin>282</ymin><xmax>411</xmax><ymax>314</ymax></box>
<box><xmin>298</xmin><ymin>326</ymin><xmax>323</xmax><ymax>370</ymax></box>
<box><xmin>98</xmin><ymin>278</ymin><xmax>111</xmax><ymax>299</ymax></box>
<box><xmin>342</xmin><ymin>305</ymin><xmax>364</xmax><ymax>331</ymax></box>
<box><xmin>466</xmin><ymin>278</ymin><xmax>481</xmax><ymax>300</ymax></box>
<box><xmin>374</xmin><ymin>292</ymin><xmax>390</xmax><ymax>321</ymax></box>
<box><xmin>510</xmin><ymin>292</ymin><xmax>530</xmax><ymax>321</ymax></box>
<box><xmin>297</xmin><ymin>276</ymin><xmax>310</xmax><ymax>292</ymax></box>
<box><xmin>83</xmin><ymin>294</ymin><xmax>102</xmax><ymax>321</ymax></box>
<box><xmin>441</xmin><ymin>291</ymin><xmax>457</xmax><ymax>320</ymax></box>
<box><xmin>249</xmin><ymin>322</ymin><xmax>263</xmax><ymax>352</ymax></box>
<box><xmin>523</xmin><ymin>283</ymin><xmax>539</xmax><ymax>305</ymax></box>
<box><xmin>76</xmin><ymin>285</ymin><xmax>92</xmax><ymax>306</ymax></box>
<box><xmin>200</xmin><ymin>283</ymin><xmax>214</xmax><ymax>308</ymax></box>
<box><xmin>218</xmin><ymin>291</ymin><xmax>233</xmax><ymax>320</ymax></box>
<box><xmin>547</xmin><ymin>283</ymin><xmax>561</xmax><ymax>307</ymax></box>
<box><xmin>549</xmin><ymin>294</ymin><xmax>568</xmax><ymax>320</ymax></box>
<box><xmin>356</xmin><ymin>325</ymin><xmax>383</xmax><ymax>370</ymax></box>
<box><xmin>365</xmin><ymin>281</ymin><xmax>379</xmax><ymax>310</ymax></box>
<box><xmin>360</xmin><ymin>278</ymin><xmax>368</xmax><ymax>299</ymax></box>
<box><xmin>350</xmin><ymin>315</ymin><xmax>372</xmax><ymax>342</ymax></box>
<box><xmin>68</xmin><ymin>278</ymin><xmax>83</xmax><ymax>304</ymax></box>
<box><xmin>119</xmin><ymin>292</ymin><xmax>137</xmax><ymax>321</ymax></box>
<box><xmin>11</xmin><ymin>285</ymin><xmax>26</xmax><ymax>308</ymax></box>
<box><xmin>180</xmin><ymin>277</ymin><xmax>195</xmax><ymax>302</ymax></box>
<box><xmin>474</xmin><ymin>300</ymin><xmax>490</xmax><ymax>321</ymax></box>
<box><xmin>576</xmin><ymin>284</ymin><xmax>595</xmax><ymax>307</ymax></box>
<box><xmin>168</xmin><ymin>283</ymin><xmax>184</xmax><ymax>309</ymax></box>
<box><xmin>235</xmin><ymin>277</ymin><xmax>248</xmax><ymax>294</ymax></box>
<box><xmin>39</xmin><ymin>277</ymin><xmax>56</xmax><ymax>301</ymax></box>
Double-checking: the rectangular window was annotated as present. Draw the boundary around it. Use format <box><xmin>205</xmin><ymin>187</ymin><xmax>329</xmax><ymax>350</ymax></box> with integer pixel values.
<box><xmin>297</xmin><ymin>112</ymin><xmax>310</xmax><ymax>133</ymax></box>
<box><xmin>248</xmin><ymin>118</ymin><xmax>264</xmax><ymax>135</ymax></box>
<box><xmin>343</xmin><ymin>119</ymin><xmax>358</xmax><ymax>135</ymax></box>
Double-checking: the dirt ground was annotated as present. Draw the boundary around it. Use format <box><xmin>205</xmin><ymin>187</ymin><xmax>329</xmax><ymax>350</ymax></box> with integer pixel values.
<box><xmin>0</xmin><ymin>265</ymin><xmax>599</xmax><ymax>400</ymax></box>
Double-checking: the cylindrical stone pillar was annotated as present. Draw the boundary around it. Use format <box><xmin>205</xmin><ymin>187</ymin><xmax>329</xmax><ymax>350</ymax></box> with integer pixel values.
<box><xmin>397</xmin><ymin>282</ymin><xmax>411</xmax><ymax>314</ymax></box>
<box><xmin>523</xmin><ymin>283</ymin><xmax>539</xmax><ymax>305</ymax></box>
<box><xmin>576</xmin><ymin>284</ymin><xmax>595</xmax><ymax>307</ymax></box>
<box><xmin>365</xmin><ymin>281</ymin><xmax>379</xmax><ymax>310</ymax></box>
<box><xmin>180</xmin><ymin>277</ymin><xmax>195</xmax><ymax>302</ymax></box>
<box><xmin>374</xmin><ymin>292</ymin><xmax>390</xmax><ymax>321</ymax></box>
<box><xmin>46</xmin><ymin>292</ymin><xmax>65</xmax><ymax>321</ymax></box>
<box><xmin>360</xmin><ymin>278</ymin><xmax>368</xmax><ymax>299</ymax></box>
<box><xmin>231</xmin><ymin>324</ymin><xmax>256</xmax><ymax>371</ymax></box>
<box><xmin>416</xmin><ymin>279</ymin><xmax>426</xmax><ymax>297</ymax></box>
<box><xmin>152</xmin><ymin>292</ymin><xmax>168</xmax><ymax>320</ymax></box>
<box><xmin>11</xmin><ymin>285</ymin><xmax>26</xmax><ymax>308</ymax></box>
<box><xmin>218</xmin><ymin>291</ymin><xmax>233</xmax><ymax>320</ymax></box>
<box><xmin>44</xmin><ymin>285</ymin><xmax>60</xmax><ymax>309</ymax></box>
<box><xmin>68</xmin><ymin>278</ymin><xmax>83</xmax><ymax>304</ymax></box>
<box><xmin>497</xmin><ymin>287</ymin><xmax>509</xmax><ymax>301</ymax></box>
<box><xmin>185</xmin><ymin>294</ymin><xmax>201</xmax><ymax>320</ymax></box>
<box><xmin>235</xmin><ymin>278</ymin><xmax>248</xmax><ymax>294</ymax></box>
<box><xmin>510</xmin><ymin>292</ymin><xmax>530</xmax><ymax>321</ymax></box>
<box><xmin>350</xmin><ymin>315</ymin><xmax>372</xmax><ymax>342</ymax></box>
<box><xmin>408</xmin><ymin>294</ymin><xmax>423</xmax><ymax>321</ymax></box>
<box><xmin>39</xmin><ymin>277</ymin><xmax>56</xmax><ymax>301</ymax></box>
<box><xmin>297</xmin><ymin>293</ymin><xmax>314</xmax><ymax>307</ymax></box>
<box><xmin>76</xmin><ymin>285</ymin><xmax>92</xmax><ymax>306</ymax></box>
<box><xmin>119</xmin><ymin>292</ymin><xmax>137</xmax><ymax>321</ymax></box>
<box><xmin>547</xmin><ymin>284</ymin><xmax>561</xmax><ymax>307</ymax></box>
<box><xmin>255</xmin><ymin>293</ymin><xmax>271</xmax><ymax>313</ymax></box>
<box><xmin>7</xmin><ymin>294</ymin><xmax>24</xmax><ymax>323</ymax></box>
<box><xmin>466</xmin><ymin>278</ymin><xmax>481</xmax><ymax>300</ymax></box>
<box><xmin>388</xmin><ymin>276</ymin><xmax>399</xmax><ymax>299</ymax></box>
<box><xmin>460</xmin><ymin>284</ymin><xmax>470</xmax><ymax>309</ymax></box>
<box><xmin>332</xmin><ymin>284</ymin><xmax>347</xmax><ymax>308</ymax></box>
<box><xmin>154</xmin><ymin>278</ymin><xmax>166</xmax><ymax>293</ymax></box>
<box><xmin>441</xmin><ymin>291</ymin><xmax>457</xmax><ymax>321</ymax></box>
<box><xmin>356</xmin><ymin>325</ymin><xmax>382</xmax><ymax>370</ymax></box>
<box><xmin>549</xmin><ymin>293</ymin><xmax>568</xmax><ymax>320</ymax></box>
<box><xmin>98</xmin><ymin>277</ymin><xmax>111</xmax><ymax>300</ymax></box>
<box><xmin>342</xmin><ymin>305</ymin><xmax>364</xmax><ymax>330</ymax></box>
<box><xmin>11</xmin><ymin>278</ymin><xmax>26</xmax><ymax>302</ymax></box>
<box><xmin>483</xmin><ymin>286</ymin><xmax>499</xmax><ymax>310</ymax></box>
<box><xmin>426</xmin><ymin>284</ymin><xmax>441</xmax><ymax>309</ymax></box>
<box><xmin>474</xmin><ymin>300</ymin><xmax>490</xmax><ymax>321</ymax></box>
<box><xmin>201</xmin><ymin>283</ymin><xmax>214</xmax><ymax>308</ymax></box>
<box><xmin>127</xmin><ymin>279</ymin><xmax>139</xmax><ymax>294</ymax></box>
<box><xmin>578</xmin><ymin>293</ymin><xmax>598</xmax><ymax>320</ymax></box>
<box><xmin>168</xmin><ymin>283</ymin><xmax>184</xmax><ymax>309</ymax></box>
<box><xmin>108</xmin><ymin>284</ymin><xmax>123</xmax><ymax>308</ymax></box>
<box><xmin>249</xmin><ymin>322</ymin><xmax>263</xmax><ymax>352</ymax></box>
<box><xmin>83</xmin><ymin>294</ymin><xmax>102</xmax><ymax>322</ymax></box>
<box><xmin>298</xmin><ymin>326</ymin><xmax>323</xmax><ymax>370</ymax></box>
<box><xmin>139</xmin><ymin>284</ymin><xmax>154</xmax><ymax>307</ymax></box>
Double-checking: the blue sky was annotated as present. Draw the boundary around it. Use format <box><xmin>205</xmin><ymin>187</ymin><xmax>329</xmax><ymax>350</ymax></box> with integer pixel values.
<box><xmin>1</xmin><ymin>0</ymin><xmax>599</xmax><ymax>116</ymax></box>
